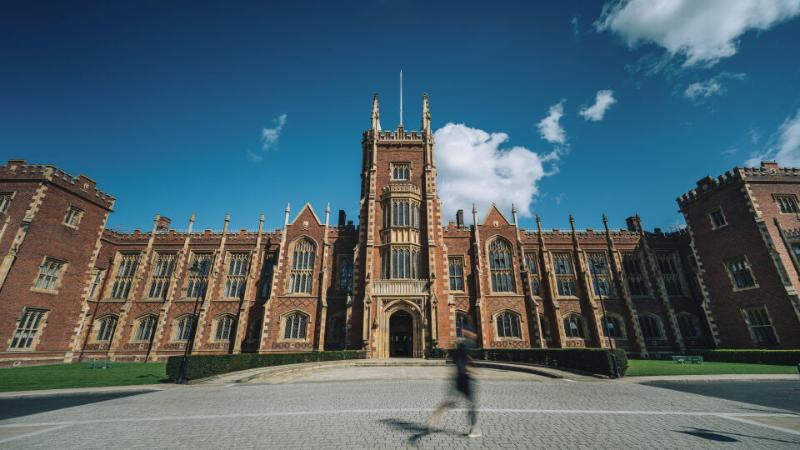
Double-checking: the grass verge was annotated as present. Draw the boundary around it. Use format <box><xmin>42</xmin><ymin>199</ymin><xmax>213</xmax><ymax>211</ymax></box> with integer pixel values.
<box><xmin>626</xmin><ymin>359</ymin><xmax>798</xmax><ymax>377</ymax></box>
<box><xmin>0</xmin><ymin>362</ymin><xmax>167</xmax><ymax>392</ymax></box>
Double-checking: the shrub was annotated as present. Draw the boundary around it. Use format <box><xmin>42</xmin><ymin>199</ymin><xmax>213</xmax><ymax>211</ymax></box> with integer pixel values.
<box><xmin>687</xmin><ymin>349</ymin><xmax>800</xmax><ymax>366</ymax></box>
<box><xmin>435</xmin><ymin>348</ymin><xmax>628</xmax><ymax>378</ymax></box>
<box><xmin>166</xmin><ymin>350</ymin><xmax>365</xmax><ymax>381</ymax></box>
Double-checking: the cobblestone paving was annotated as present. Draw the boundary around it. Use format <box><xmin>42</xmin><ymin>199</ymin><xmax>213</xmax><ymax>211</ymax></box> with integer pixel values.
<box><xmin>1</xmin><ymin>368</ymin><xmax>799</xmax><ymax>449</ymax></box>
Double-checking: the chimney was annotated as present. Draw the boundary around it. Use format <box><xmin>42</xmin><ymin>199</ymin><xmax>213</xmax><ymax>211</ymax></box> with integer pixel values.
<box><xmin>761</xmin><ymin>161</ymin><xmax>780</xmax><ymax>171</ymax></box>
<box><xmin>338</xmin><ymin>210</ymin><xmax>346</xmax><ymax>228</ymax></box>
<box><xmin>156</xmin><ymin>216</ymin><xmax>171</xmax><ymax>232</ymax></box>
<box><xmin>456</xmin><ymin>209</ymin><xmax>464</xmax><ymax>228</ymax></box>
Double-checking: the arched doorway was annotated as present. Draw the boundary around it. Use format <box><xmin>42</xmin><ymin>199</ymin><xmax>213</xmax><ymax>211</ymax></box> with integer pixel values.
<box><xmin>389</xmin><ymin>310</ymin><xmax>413</xmax><ymax>357</ymax></box>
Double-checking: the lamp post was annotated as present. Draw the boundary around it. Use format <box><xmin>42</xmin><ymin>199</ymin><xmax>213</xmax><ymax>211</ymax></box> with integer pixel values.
<box><xmin>593</xmin><ymin>260</ymin><xmax>620</xmax><ymax>379</ymax></box>
<box><xmin>176</xmin><ymin>260</ymin><xmax>205</xmax><ymax>384</ymax></box>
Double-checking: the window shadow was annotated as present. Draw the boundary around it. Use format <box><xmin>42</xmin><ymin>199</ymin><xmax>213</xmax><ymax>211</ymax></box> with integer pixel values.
<box><xmin>0</xmin><ymin>390</ymin><xmax>154</xmax><ymax>420</ymax></box>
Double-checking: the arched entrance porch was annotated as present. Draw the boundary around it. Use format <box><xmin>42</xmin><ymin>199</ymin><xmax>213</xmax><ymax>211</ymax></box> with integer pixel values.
<box><xmin>376</xmin><ymin>300</ymin><xmax>423</xmax><ymax>358</ymax></box>
<box><xmin>389</xmin><ymin>310</ymin><xmax>413</xmax><ymax>357</ymax></box>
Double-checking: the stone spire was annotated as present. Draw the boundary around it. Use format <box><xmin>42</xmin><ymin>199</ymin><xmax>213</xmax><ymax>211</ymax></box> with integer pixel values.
<box><xmin>371</xmin><ymin>93</ymin><xmax>381</xmax><ymax>132</ymax></box>
<box><xmin>421</xmin><ymin>93</ymin><xmax>431</xmax><ymax>132</ymax></box>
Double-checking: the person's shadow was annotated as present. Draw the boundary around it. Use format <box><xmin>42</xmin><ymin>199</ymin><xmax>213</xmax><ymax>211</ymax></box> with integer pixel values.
<box><xmin>379</xmin><ymin>418</ymin><xmax>465</xmax><ymax>445</ymax></box>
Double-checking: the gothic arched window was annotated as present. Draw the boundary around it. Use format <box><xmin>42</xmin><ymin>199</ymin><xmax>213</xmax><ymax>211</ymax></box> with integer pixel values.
<box><xmin>289</xmin><ymin>239</ymin><xmax>316</xmax><ymax>294</ymax></box>
<box><xmin>215</xmin><ymin>315</ymin><xmax>236</xmax><ymax>341</ymax></box>
<box><xmin>496</xmin><ymin>311</ymin><xmax>521</xmax><ymax>339</ymax></box>
<box><xmin>175</xmin><ymin>315</ymin><xmax>196</xmax><ymax>341</ymax></box>
<box><xmin>564</xmin><ymin>314</ymin><xmax>585</xmax><ymax>339</ymax></box>
<box><xmin>488</xmin><ymin>238</ymin><xmax>515</xmax><ymax>292</ymax></box>
<box><xmin>95</xmin><ymin>315</ymin><xmax>118</xmax><ymax>342</ymax></box>
<box><xmin>677</xmin><ymin>313</ymin><xmax>703</xmax><ymax>340</ymax></box>
<box><xmin>133</xmin><ymin>315</ymin><xmax>157</xmax><ymax>342</ymax></box>
<box><xmin>601</xmin><ymin>315</ymin><xmax>625</xmax><ymax>339</ymax></box>
<box><xmin>639</xmin><ymin>314</ymin><xmax>665</xmax><ymax>339</ymax></box>
<box><xmin>283</xmin><ymin>312</ymin><xmax>309</xmax><ymax>340</ymax></box>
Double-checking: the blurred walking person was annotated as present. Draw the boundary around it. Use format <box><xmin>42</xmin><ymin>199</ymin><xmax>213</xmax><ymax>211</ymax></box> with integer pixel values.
<box><xmin>426</xmin><ymin>325</ymin><xmax>480</xmax><ymax>438</ymax></box>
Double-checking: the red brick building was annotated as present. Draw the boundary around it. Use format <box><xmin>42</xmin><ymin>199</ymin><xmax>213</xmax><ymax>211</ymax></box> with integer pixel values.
<box><xmin>1</xmin><ymin>94</ymin><xmax>793</xmax><ymax>366</ymax></box>
<box><xmin>679</xmin><ymin>162</ymin><xmax>800</xmax><ymax>349</ymax></box>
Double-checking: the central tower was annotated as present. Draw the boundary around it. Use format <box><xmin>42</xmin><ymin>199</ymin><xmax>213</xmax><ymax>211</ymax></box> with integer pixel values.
<box><xmin>353</xmin><ymin>94</ymin><xmax>449</xmax><ymax>357</ymax></box>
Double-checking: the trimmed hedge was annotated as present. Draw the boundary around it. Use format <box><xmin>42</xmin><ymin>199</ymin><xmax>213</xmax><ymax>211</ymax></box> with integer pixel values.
<box><xmin>432</xmin><ymin>348</ymin><xmax>628</xmax><ymax>378</ymax></box>
<box><xmin>166</xmin><ymin>350</ymin><xmax>365</xmax><ymax>381</ymax></box>
<box><xmin>687</xmin><ymin>349</ymin><xmax>800</xmax><ymax>366</ymax></box>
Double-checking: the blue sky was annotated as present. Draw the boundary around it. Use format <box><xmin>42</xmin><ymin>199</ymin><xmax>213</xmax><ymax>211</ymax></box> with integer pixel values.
<box><xmin>2</xmin><ymin>1</ymin><xmax>800</xmax><ymax>233</ymax></box>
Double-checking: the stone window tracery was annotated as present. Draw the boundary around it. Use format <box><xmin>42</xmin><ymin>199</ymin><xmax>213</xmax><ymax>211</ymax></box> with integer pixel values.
<box><xmin>553</xmin><ymin>253</ymin><xmax>577</xmax><ymax>297</ymax></box>
<box><xmin>656</xmin><ymin>252</ymin><xmax>684</xmax><ymax>296</ymax></box>
<box><xmin>496</xmin><ymin>311</ymin><xmax>521</xmax><ymax>339</ymax></box>
<box><xmin>33</xmin><ymin>258</ymin><xmax>65</xmax><ymax>292</ymax></box>
<box><xmin>563</xmin><ymin>314</ymin><xmax>585</xmax><ymax>339</ymax></box>
<box><xmin>639</xmin><ymin>314</ymin><xmax>665</xmax><ymax>340</ymax></box>
<box><xmin>9</xmin><ymin>308</ymin><xmax>47</xmax><ymax>350</ymax></box>
<box><xmin>525</xmin><ymin>252</ymin><xmax>540</xmax><ymax>296</ymax></box>
<box><xmin>385</xmin><ymin>246</ymin><xmax>420</xmax><ymax>279</ymax></box>
<box><xmin>133</xmin><ymin>315</ymin><xmax>157</xmax><ymax>342</ymax></box>
<box><xmin>775</xmin><ymin>194</ymin><xmax>799</xmax><ymax>214</ymax></box>
<box><xmin>148</xmin><ymin>253</ymin><xmax>176</xmax><ymax>299</ymax></box>
<box><xmin>224</xmin><ymin>253</ymin><xmax>250</xmax><ymax>298</ymax></box>
<box><xmin>288</xmin><ymin>239</ymin><xmax>316</xmax><ymax>294</ymax></box>
<box><xmin>622</xmin><ymin>253</ymin><xmax>648</xmax><ymax>296</ymax></box>
<box><xmin>111</xmin><ymin>253</ymin><xmax>139</xmax><ymax>299</ymax></box>
<box><xmin>488</xmin><ymin>238</ymin><xmax>515</xmax><ymax>293</ymax></box>
<box><xmin>742</xmin><ymin>305</ymin><xmax>778</xmax><ymax>346</ymax></box>
<box><xmin>63</xmin><ymin>206</ymin><xmax>84</xmax><ymax>228</ymax></box>
<box><xmin>95</xmin><ymin>315</ymin><xmax>118</xmax><ymax>342</ymax></box>
<box><xmin>283</xmin><ymin>311</ymin><xmax>309</xmax><ymax>340</ymax></box>
<box><xmin>391</xmin><ymin>163</ymin><xmax>410</xmax><ymax>181</ymax></box>
<box><xmin>215</xmin><ymin>315</ymin><xmax>236</xmax><ymax>341</ymax></box>
<box><xmin>588</xmin><ymin>252</ymin><xmax>615</xmax><ymax>297</ymax></box>
<box><xmin>0</xmin><ymin>192</ymin><xmax>12</xmax><ymax>214</ymax></box>
<box><xmin>187</xmin><ymin>253</ymin><xmax>213</xmax><ymax>298</ymax></box>
<box><xmin>175</xmin><ymin>315</ymin><xmax>196</xmax><ymax>342</ymax></box>
<box><xmin>449</xmin><ymin>256</ymin><xmax>464</xmax><ymax>291</ymax></box>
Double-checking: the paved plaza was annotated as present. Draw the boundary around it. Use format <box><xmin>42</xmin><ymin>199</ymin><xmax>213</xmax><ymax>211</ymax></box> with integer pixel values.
<box><xmin>1</xmin><ymin>365</ymin><xmax>799</xmax><ymax>449</ymax></box>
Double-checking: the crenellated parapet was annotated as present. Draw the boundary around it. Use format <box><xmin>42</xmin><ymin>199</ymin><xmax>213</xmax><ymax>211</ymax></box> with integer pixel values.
<box><xmin>677</xmin><ymin>170</ymin><xmax>742</xmax><ymax>207</ymax></box>
<box><xmin>1</xmin><ymin>159</ymin><xmax>115</xmax><ymax>209</ymax></box>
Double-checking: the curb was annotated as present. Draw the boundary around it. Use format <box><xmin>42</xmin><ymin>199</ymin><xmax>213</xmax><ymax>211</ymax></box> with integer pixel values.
<box><xmin>0</xmin><ymin>384</ymin><xmax>171</xmax><ymax>399</ymax></box>
<box><xmin>472</xmin><ymin>361</ymin><xmax>564</xmax><ymax>379</ymax></box>
<box><xmin>622</xmin><ymin>374</ymin><xmax>800</xmax><ymax>383</ymax></box>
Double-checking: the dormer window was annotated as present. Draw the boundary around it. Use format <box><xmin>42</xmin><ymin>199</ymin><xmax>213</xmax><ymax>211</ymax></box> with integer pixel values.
<box><xmin>392</xmin><ymin>163</ymin><xmax>410</xmax><ymax>181</ymax></box>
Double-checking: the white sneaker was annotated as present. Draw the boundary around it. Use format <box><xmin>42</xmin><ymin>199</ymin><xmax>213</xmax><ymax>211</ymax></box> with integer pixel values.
<box><xmin>468</xmin><ymin>427</ymin><xmax>482</xmax><ymax>438</ymax></box>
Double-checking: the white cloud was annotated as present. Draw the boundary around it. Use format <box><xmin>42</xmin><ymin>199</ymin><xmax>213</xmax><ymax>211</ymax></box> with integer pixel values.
<box><xmin>248</xmin><ymin>113</ymin><xmax>287</xmax><ymax>162</ymax></box>
<box><xmin>262</xmin><ymin>113</ymin><xmax>287</xmax><ymax>150</ymax></box>
<box><xmin>684</xmin><ymin>72</ymin><xmax>746</xmax><ymax>101</ymax></box>
<box><xmin>596</xmin><ymin>0</ymin><xmax>800</xmax><ymax>67</ymax></box>
<box><xmin>570</xmin><ymin>16</ymin><xmax>580</xmax><ymax>40</ymax></box>
<box><xmin>684</xmin><ymin>79</ymin><xmax>722</xmax><ymax>100</ymax></box>
<box><xmin>434</xmin><ymin>123</ymin><xmax>556</xmax><ymax>222</ymax></box>
<box><xmin>579</xmin><ymin>90</ymin><xmax>617</xmax><ymax>121</ymax></box>
<box><xmin>746</xmin><ymin>109</ymin><xmax>800</xmax><ymax>167</ymax></box>
<box><xmin>537</xmin><ymin>101</ymin><xmax>567</xmax><ymax>144</ymax></box>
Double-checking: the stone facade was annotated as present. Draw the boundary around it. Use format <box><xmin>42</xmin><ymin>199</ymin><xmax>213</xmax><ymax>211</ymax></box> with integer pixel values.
<box><xmin>1</xmin><ymin>94</ymin><xmax>795</xmax><ymax>366</ymax></box>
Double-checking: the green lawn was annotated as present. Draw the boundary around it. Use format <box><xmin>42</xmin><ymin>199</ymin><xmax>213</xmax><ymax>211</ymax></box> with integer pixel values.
<box><xmin>0</xmin><ymin>362</ymin><xmax>168</xmax><ymax>392</ymax></box>
<box><xmin>626</xmin><ymin>359</ymin><xmax>799</xmax><ymax>377</ymax></box>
